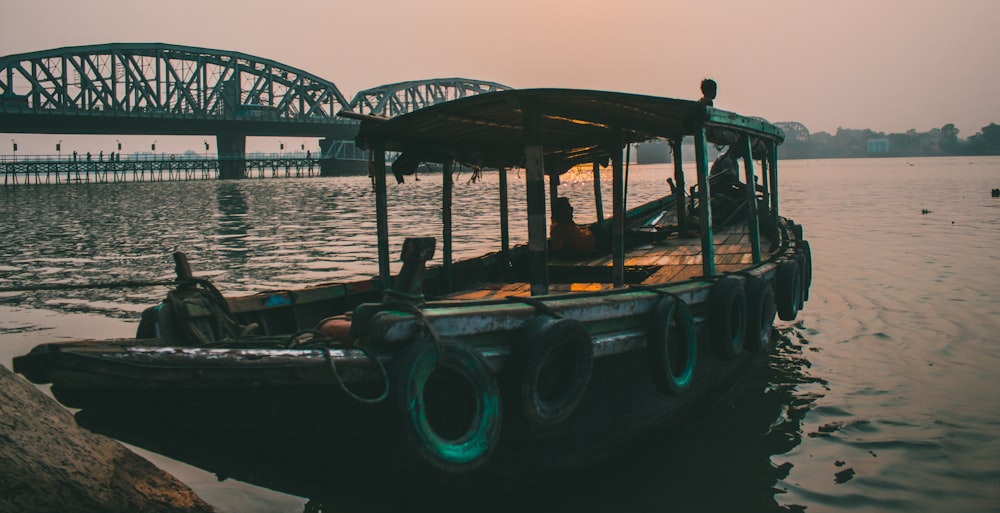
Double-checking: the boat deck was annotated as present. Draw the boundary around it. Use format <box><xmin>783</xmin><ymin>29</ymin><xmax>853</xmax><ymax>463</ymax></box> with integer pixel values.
<box><xmin>446</xmin><ymin>223</ymin><xmax>766</xmax><ymax>300</ymax></box>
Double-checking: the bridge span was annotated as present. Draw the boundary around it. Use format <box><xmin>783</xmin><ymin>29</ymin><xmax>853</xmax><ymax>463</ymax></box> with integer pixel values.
<box><xmin>1</xmin><ymin>43</ymin><xmax>511</xmax><ymax>180</ymax></box>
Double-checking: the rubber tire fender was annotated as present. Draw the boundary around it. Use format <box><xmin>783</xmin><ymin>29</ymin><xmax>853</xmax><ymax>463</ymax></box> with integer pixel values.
<box><xmin>791</xmin><ymin>222</ymin><xmax>804</xmax><ymax>241</ymax></box>
<box><xmin>744</xmin><ymin>276</ymin><xmax>776</xmax><ymax>352</ymax></box>
<box><xmin>392</xmin><ymin>338</ymin><xmax>501</xmax><ymax>473</ymax></box>
<box><xmin>798</xmin><ymin>240</ymin><xmax>812</xmax><ymax>302</ymax></box>
<box><xmin>646</xmin><ymin>296</ymin><xmax>697</xmax><ymax>396</ymax></box>
<box><xmin>709</xmin><ymin>277</ymin><xmax>747</xmax><ymax>361</ymax></box>
<box><xmin>775</xmin><ymin>259</ymin><xmax>802</xmax><ymax>321</ymax></box>
<box><xmin>506</xmin><ymin>315</ymin><xmax>594</xmax><ymax>428</ymax></box>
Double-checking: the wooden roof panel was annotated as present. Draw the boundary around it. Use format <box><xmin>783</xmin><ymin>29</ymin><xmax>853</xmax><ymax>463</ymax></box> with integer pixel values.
<box><xmin>353</xmin><ymin>88</ymin><xmax>784</xmax><ymax>171</ymax></box>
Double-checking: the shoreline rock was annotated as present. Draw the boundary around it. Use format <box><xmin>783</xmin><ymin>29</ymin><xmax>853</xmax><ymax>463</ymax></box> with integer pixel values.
<box><xmin>0</xmin><ymin>364</ymin><xmax>214</xmax><ymax>513</ymax></box>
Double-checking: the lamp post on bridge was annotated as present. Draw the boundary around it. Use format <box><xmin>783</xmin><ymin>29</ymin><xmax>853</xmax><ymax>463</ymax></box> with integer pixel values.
<box><xmin>10</xmin><ymin>139</ymin><xmax>16</xmax><ymax>161</ymax></box>
<box><xmin>57</xmin><ymin>140</ymin><xmax>62</xmax><ymax>160</ymax></box>
<box><xmin>152</xmin><ymin>140</ymin><xmax>158</xmax><ymax>160</ymax></box>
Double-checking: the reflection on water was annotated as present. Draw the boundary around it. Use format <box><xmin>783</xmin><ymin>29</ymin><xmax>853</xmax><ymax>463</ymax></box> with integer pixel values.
<box><xmin>2</xmin><ymin>158</ymin><xmax>1000</xmax><ymax>512</ymax></box>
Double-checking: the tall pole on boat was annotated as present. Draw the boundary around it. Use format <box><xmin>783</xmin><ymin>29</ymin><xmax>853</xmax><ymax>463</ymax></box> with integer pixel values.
<box><xmin>611</xmin><ymin>128</ymin><xmax>625</xmax><ymax>287</ymax></box>
<box><xmin>760</xmin><ymin>157</ymin><xmax>771</xmax><ymax>215</ymax></box>
<box><xmin>768</xmin><ymin>142</ymin><xmax>780</xmax><ymax>220</ymax></box>
<box><xmin>591</xmin><ymin>161</ymin><xmax>604</xmax><ymax>222</ymax></box>
<box><xmin>767</xmin><ymin>141</ymin><xmax>779</xmax><ymax>243</ymax></box>
<box><xmin>371</xmin><ymin>142</ymin><xmax>391</xmax><ymax>290</ymax></box>
<box><xmin>442</xmin><ymin>160</ymin><xmax>454</xmax><ymax>291</ymax></box>
<box><xmin>741</xmin><ymin>135</ymin><xmax>762</xmax><ymax>263</ymax></box>
<box><xmin>499</xmin><ymin>167</ymin><xmax>511</xmax><ymax>278</ymax></box>
<box><xmin>693</xmin><ymin>127</ymin><xmax>716</xmax><ymax>277</ymax></box>
<box><xmin>671</xmin><ymin>139</ymin><xmax>687</xmax><ymax>233</ymax></box>
<box><xmin>523</xmin><ymin>106</ymin><xmax>549</xmax><ymax>295</ymax></box>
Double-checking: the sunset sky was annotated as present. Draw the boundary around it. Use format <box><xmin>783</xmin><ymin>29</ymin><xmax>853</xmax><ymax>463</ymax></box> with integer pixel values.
<box><xmin>2</xmin><ymin>0</ymin><xmax>998</xmax><ymax>154</ymax></box>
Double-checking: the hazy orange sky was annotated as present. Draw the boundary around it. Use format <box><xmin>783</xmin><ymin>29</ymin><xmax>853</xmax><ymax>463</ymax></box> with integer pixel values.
<box><xmin>2</xmin><ymin>0</ymin><xmax>998</xmax><ymax>154</ymax></box>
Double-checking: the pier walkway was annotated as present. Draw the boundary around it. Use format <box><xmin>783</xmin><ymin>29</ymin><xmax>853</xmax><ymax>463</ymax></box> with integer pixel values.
<box><xmin>0</xmin><ymin>155</ymin><xmax>355</xmax><ymax>186</ymax></box>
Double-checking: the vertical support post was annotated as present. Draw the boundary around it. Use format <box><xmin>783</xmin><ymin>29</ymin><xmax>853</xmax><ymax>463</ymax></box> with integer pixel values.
<box><xmin>591</xmin><ymin>161</ymin><xmax>604</xmax><ymax>222</ymax></box>
<box><xmin>442</xmin><ymin>160</ymin><xmax>454</xmax><ymax>291</ymax></box>
<box><xmin>216</xmin><ymin>133</ymin><xmax>246</xmax><ymax>179</ymax></box>
<box><xmin>760</xmin><ymin>157</ymin><xmax>771</xmax><ymax>214</ymax></box>
<box><xmin>317</xmin><ymin>137</ymin><xmax>338</xmax><ymax>177</ymax></box>
<box><xmin>670</xmin><ymin>139</ymin><xmax>686</xmax><ymax>233</ymax></box>
<box><xmin>767</xmin><ymin>142</ymin><xmax>780</xmax><ymax>240</ymax></box>
<box><xmin>768</xmin><ymin>142</ymin><xmax>780</xmax><ymax>219</ymax></box>
<box><xmin>693</xmin><ymin>127</ymin><xmax>716</xmax><ymax>277</ymax></box>
<box><xmin>523</xmin><ymin>107</ymin><xmax>549</xmax><ymax>296</ymax></box>
<box><xmin>741</xmin><ymin>136</ymin><xmax>762</xmax><ymax>263</ymax></box>
<box><xmin>499</xmin><ymin>167</ymin><xmax>511</xmax><ymax>277</ymax></box>
<box><xmin>611</xmin><ymin>129</ymin><xmax>625</xmax><ymax>288</ymax></box>
<box><xmin>371</xmin><ymin>142</ymin><xmax>391</xmax><ymax>291</ymax></box>
<box><xmin>548</xmin><ymin>171</ymin><xmax>560</xmax><ymax>210</ymax></box>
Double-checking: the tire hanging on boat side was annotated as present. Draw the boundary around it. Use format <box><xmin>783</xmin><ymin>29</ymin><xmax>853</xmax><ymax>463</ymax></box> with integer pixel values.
<box><xmin>744</xmin><ymin>276</ymin><xmax>776</xmax><ymax>352</ymax></box>
<box><xmin>646</xmin><ymin>295</ymin><xmax>697</xmax><ymax>396</ymax></box>
<box><xmin>709</xmin><ymin>277</ymin><xmax>747</xmax><ymax>361</ymax></box>
<box><xmin>797</xmin><ymin>240</ymin><xmax>812</xmax><ymax>302</ymax></box>
<box><xmin>392</xmin><ymin>338</ymin><xmax>501</xmax><ymax>473</ymax></box>
<box><xmin>791</xmin><ymin>222</ymin><xmax>804</xmax><ymax>241</ymax></box>
<box><xmin>775</xmin><ymin>259</ymin><xmax>802</xmax><ymax>321</ymax></box>
<box><xmin>792</xmin><ymin>253</ymin><xmax>807</xmax><ymax>312</ymax></box>
<box><xmin>505</xmin><ymin>315</ymin><xmax>593</xmax><ymax>428</ymax></box>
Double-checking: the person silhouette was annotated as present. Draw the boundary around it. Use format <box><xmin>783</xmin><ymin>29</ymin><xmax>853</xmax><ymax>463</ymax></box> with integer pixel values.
<box><xmin>699</xmin><ymin>78</ymin><xmax>717</xmax><ymax>107</ymax></box>
<box><xmin>550</xmin><ymin>197</ymin><xmax>596</xmax><ymax>254</ymax></box>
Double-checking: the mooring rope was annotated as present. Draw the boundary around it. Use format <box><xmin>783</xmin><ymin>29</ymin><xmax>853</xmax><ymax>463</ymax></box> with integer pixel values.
<box><xmin>286</xmin><ymin>329</ymin><xmax>390</xmax><ymax>404</ymax></box>
<box><xmin>0</xmin><ymin>279</ymin><xmax>178</xmax><ymax>293</ymax></box>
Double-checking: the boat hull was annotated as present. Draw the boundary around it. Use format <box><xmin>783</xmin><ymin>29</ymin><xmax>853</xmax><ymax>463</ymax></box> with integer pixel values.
<box><xmin>52</xmin><ymin>340</ymin><xmax>766</xmax><ymax>498</ymax></box>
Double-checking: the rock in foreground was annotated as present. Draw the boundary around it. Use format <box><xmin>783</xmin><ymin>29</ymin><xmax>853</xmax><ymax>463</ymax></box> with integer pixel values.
<box><xmin>0</xmin><ymin>365</ymin><xmax>214</xmax><ymax>513</ymax></box>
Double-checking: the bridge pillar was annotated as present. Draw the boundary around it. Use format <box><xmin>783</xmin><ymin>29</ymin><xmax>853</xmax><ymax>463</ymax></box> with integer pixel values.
<box><xmin>216</xmin><ymin>133</ymin><xmax>246</xmax><ymax>180</ymax></box>
<box><xmin>318</xmin><ymin>137</ymin><xmax>339</xmax><ymax>177</ymax></box>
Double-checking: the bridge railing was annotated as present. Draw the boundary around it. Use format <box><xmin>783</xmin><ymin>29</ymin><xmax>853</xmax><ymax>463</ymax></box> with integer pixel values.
<box><xmin>1</xmin><ymin>155</ymin><xmax>335</xmax><ymax>185</ymax></box>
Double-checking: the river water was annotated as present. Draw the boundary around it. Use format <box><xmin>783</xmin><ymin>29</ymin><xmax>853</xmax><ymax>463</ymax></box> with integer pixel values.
<box><xmin>1</xmin><ymin>157</ymin><xmax>998</xmax><ymax>512</ymax></box>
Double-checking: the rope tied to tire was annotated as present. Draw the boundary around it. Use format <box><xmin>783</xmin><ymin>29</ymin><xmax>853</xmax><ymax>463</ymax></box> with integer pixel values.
<box><xmin>286</xmin><ymin>329</ymin><xmax>390</xmax><ymax>404</ymax></box>
<box><xmin>382</xmin><ymin>301</ymin><xmax>446</xmax><ymax>366</ymax></box>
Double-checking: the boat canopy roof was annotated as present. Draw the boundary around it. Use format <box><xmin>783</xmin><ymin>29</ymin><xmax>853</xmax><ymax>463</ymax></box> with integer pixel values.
<box><xmin>352</xmin><ymin>88</ymin><xmax>785</xmax><ymax>174</ymax></box>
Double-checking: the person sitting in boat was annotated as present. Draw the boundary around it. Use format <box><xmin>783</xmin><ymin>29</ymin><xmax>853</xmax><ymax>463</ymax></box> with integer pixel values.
<box><xmin>710</xmin><ymin>146</ymin><xmax>740</xmax><ymax>184</ymax></box>
<box><xmin>550</xmin><ymin>197</ymin><xmax>596</xmax><ymax>255</ymax></box>
<box><xmin>685</xmin><ymin>146</ymin><xmax>750</xmax><ymax>229</ymax></box>
<box><xmin>698</xmin><ymin>78</ymin><xmax>717</xmax><ymax>107</ymax></box>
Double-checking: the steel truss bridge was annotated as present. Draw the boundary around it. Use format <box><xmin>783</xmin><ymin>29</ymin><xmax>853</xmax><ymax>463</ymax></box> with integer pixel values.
<box><xmin>0</xmin><ymin>43</ymin><xmax>510</xmax><ymax>180</ymax></box>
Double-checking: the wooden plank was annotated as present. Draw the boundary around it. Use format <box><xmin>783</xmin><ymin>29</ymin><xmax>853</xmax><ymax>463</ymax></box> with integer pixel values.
<box><xmin>642</xmin><ymin>264</ymin><xmax>687</xmax><ymax>285</ymax></box>
<box><xmin>654</xmin><ymin>255</ymin><xmax>683</xmax><ymax>266</ymax></box>
<box><xmin>672</xmin><ymin>265</ymin><xmax>705</xmax><ymax>282</ymax></box>
<box><xmin>625</xmin><ymin>255</ymin><xmax>661</xmax><ymax>266</ymax></box>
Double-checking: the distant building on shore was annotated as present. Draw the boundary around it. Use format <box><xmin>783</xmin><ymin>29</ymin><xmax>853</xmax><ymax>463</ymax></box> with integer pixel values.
<box><xmin>867</xmin><ymin>138</ymin><xmax>890</xmax><ymax>154</ymax></box>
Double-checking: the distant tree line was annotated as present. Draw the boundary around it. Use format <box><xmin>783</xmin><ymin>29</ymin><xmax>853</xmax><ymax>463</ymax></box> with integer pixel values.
<box><xmin>778</xmin><ymin>122</ymin><xmax>1000</xmax><ymax>159</ymax></box>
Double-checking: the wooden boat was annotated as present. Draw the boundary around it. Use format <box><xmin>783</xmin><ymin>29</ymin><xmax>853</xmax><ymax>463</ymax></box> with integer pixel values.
<box><xmin>13</xmin><ymin>88</ymin><xmax>811</xmax><ymax>497</ymax></box>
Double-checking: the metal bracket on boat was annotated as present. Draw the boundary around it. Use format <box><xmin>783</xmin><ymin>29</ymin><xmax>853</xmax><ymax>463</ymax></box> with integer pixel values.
<box><xmin>349</xmin><ymin>237</ymin><xmax>436</xmax><ymax>341</ymax></box>
<box><xmin>383</xmin><ymin>237</ymin><xmax>436</xmax><ymax>307</ymax></box>
<box><xmin>504</xmin><ymin>296</ymin><xmax>562</xmax><ymax>319</ymax></box>
<box><xmin>173</xmin><ymin>251</ymin><xmax>196</xmax><ymax>289</ymax></box>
